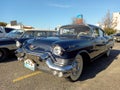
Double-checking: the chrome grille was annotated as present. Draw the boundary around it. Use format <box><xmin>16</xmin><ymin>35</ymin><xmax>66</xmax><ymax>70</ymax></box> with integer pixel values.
<box><xmin>25</xmin><ymin>54</ymin><xmax>50</xmax><ymax>71</ymax></box>
<box><xmin>25</xmin><ymin>54</ymin><xmax>40</xmax><ymax>61</ymax></box>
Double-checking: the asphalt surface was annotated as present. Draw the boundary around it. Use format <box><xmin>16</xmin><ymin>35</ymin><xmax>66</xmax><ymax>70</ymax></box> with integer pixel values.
<box><xmin>0</xmin><ymin>43</ymin><xmax>120</xmax><ymax>90</ymax></box>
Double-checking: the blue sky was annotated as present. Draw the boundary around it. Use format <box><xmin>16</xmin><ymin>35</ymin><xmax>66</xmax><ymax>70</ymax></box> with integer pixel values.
<box><xmin>0</xmin><ymin>0</ymin><xmax>120</xmax><ymax>29</ymax></box>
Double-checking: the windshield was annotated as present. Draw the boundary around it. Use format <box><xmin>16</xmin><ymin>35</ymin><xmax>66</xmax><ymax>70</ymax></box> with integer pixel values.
<box><xmin>59</xmin><ymin>26</ymin><xmax>91</xmax><ymax>37</ymax></box>
<box><xmin>6</xmin><ymin>29</ymin><xmax>24</xmax><ymax>38</ymax></box>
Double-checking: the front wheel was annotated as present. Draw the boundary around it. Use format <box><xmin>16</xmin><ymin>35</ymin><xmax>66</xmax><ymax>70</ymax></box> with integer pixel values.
<box><xmin>67</xmin><ymin>54</ymin><xmax>83</xmax><ymax>82</ymax></box>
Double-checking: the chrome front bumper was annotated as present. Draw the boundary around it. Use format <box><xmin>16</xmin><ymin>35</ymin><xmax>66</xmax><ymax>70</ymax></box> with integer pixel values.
<box><xmin>45</xmin><ymin>58</ymin><xmax>76</xmax><ymax>77</ymax></box>
<box><xmin>46</xmin><ymin>58</ymin><xmax>75</xmax><ymax>72</ymax></box>
<box><xmin>16</xmin><ymin>50</ymin><xmax>76</xmax><ymax>77</ymax></box>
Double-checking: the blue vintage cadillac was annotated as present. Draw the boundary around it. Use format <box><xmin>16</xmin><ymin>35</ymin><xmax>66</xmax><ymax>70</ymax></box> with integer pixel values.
<box><xmin>16</xmin><ymin>24</ymin><xmax>114</xmax><ymax>81</ymax></box>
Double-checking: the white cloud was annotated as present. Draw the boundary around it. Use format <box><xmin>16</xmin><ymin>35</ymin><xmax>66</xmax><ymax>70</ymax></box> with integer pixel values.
<box><xmin>49</xmin><ymin>3</ymin><xmax>71</xmax><ymax>8</ymax></box>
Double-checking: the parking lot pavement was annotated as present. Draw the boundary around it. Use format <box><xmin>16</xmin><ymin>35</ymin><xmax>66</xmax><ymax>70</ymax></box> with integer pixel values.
<box><xmin>0</xmin><ymin>43</ymin><xmax>120</xmax><ymax>90</ymax></box>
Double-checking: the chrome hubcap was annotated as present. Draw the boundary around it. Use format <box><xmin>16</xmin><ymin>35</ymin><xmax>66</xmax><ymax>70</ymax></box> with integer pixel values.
<box><xmin>72</xmin><ymin>62</ymin><xmax>81</xmax><ymax>75</ymax></box>
<box><xmin>70</xmin><ymin>55</ymin><xmax>83</xmax><ymax>81</ymax></box>
<box><xmin>107</xmin><ymin>48</ymin><xmax>111</xmax><ymax>56</ymax></box>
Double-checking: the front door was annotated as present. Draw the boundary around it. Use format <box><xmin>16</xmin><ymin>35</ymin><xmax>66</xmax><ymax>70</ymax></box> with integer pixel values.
<box><xmin>91</xmin><ymin>28</ymin><xmax>107</xmax><ymax>58</ymax></box>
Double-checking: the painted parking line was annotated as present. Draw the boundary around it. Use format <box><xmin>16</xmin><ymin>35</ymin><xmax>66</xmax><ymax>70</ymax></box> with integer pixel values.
<box><xmin>13</xmin><ymin>71</ymin><xmax>41</xmax><ymax>83</ymax></box>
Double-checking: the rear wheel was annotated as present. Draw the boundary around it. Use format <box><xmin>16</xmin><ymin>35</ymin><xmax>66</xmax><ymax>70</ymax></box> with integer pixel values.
<box><xmin>67</xmin><ymin>54</ymin><xmax>83</xmax><ymax>82</ymax></box>
<box><xmin>0</xmin><ymin>49</ymin><xmax>7</xmax><ymax>62</ymax></box>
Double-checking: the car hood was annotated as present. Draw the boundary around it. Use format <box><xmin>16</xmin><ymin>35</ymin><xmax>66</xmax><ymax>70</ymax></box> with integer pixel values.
<box><xmin>24</xmin><ymin>36</ymin><xmax>92</xmax><ymax>53</ymax></box>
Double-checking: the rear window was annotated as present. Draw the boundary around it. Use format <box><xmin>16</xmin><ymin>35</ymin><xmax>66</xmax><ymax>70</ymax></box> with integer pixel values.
<box><xmin>4</xmin><ymin>28</ymin><xmax>15</xmax><ymax>33</ymax></box>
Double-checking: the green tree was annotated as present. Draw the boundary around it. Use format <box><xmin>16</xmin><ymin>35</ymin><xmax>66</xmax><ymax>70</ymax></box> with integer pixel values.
<box><xmin>0</xmin><ymin>22</ymin><xmax>7</xmax><ymax>27</ymax></box>
<box><xmin>104</xmin><ymin>28</ymin><xmax>116</xmax><ymax>35</ymax></box>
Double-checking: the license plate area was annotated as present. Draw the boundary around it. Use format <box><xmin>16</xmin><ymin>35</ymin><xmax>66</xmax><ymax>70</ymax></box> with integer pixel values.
<box><xmin>24</xmin><ymin>59</ymin><xmax>36</xmax><ymax>71</ymax></box>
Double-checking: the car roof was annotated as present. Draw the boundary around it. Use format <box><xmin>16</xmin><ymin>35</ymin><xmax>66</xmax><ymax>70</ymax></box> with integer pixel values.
<box><xmin>60</xmin><ymin>24</ymin><xmax>99</xmax><ymax>29</ymax></box>
<box><xmin>88</xmin><ymin>24</ymin><xmax>100</xmax><ymax>28</ymax></box>
<box><xmin>60</xmin><ymin>24</ymin><xmax>88</xmax><ymax>28</ymax></box>
<box><xmin>25</xmin><ymin>30</ymin><xmax>57</xmax><ymax>32</ymax></box>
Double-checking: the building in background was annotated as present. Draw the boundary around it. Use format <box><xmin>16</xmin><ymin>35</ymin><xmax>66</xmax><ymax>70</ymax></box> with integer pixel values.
<box><xmin>113</xmin><ymin>12</ymin><xmax>120</xmax><ymax>33</ymax></box>
<box><xmin>6</xmin><ymin>20</ymin><xmax>34</xmax><ymax>30</ymax></box>
<box><xmin>72</xmin><ymin>14</ymin><xmax>84</xmax><ymax>25</ymax></box>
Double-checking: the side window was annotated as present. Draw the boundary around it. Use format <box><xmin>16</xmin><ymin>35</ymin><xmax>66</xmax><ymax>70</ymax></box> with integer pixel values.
<box><xmin>93</xmin><ymin>28</ymin><xmax>99</xmax><ymax>37</ymax></box>
<box><xmin>35</xmin><ymin>31</ymin><xmax>46</xmax><ymax>37</ymax></box>
<box><xmin>99</xmin><ymin>29</ymin><xmax>104</xmax><ymax>37</ymax></box>
<box><xmin>93</xmin><ymin>28</ymin><xmax>104</xmax><ymax>37</ymax></box>
<box><xmin>22</xmin><ymin>31</ymin><xmax>34</xmax><ymax>38</ymax></box>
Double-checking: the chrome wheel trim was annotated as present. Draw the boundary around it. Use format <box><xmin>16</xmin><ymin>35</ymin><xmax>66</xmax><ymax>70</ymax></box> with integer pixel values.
<box><xmin>106</xmin><ymin>48</ymin><xmax>111</xmax><ymax>57</ymax></box>
<box><xmin>70</xmin><ymin>55</ymin><xmax>83</xmax><ymax>81</ymax></box>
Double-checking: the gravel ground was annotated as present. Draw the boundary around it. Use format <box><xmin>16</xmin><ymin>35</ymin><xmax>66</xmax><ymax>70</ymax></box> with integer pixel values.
<box><xmin>0</xmin><ymin>43</ymin><xmax>120</xmax><ymax>90</ymax></box>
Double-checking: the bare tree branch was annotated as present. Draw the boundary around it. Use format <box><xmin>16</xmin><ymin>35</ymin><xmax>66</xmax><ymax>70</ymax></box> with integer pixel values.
<box><xmin>99</xmin><ymin>10</ymin><xmax>118</xmax><ymax>29</ymax></box>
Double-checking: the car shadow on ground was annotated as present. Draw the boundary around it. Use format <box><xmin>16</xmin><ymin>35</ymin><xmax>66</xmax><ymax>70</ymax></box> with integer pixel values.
<box><xmin>79</xmin><ymin>49</ymin><xmax>120</xmax><ymax>81</ymax></box>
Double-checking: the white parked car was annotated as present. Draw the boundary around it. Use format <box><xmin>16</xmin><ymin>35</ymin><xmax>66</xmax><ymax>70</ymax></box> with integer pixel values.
<box><xmin>0</xmin><ymin>26</ymin><xmax>15</xmax><ymax>37</ymax></box>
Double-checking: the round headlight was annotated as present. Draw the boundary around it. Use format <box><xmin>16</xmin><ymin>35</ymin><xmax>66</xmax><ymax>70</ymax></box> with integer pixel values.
<box><xmin>53</xmin><ymin>46</ymin><xmax>62</xmax><ymax>56</ymax></box>
<box><xmin>16</xmin><ymin>41</ymin><xmax>22</xmax><ymax>48</ymax></box>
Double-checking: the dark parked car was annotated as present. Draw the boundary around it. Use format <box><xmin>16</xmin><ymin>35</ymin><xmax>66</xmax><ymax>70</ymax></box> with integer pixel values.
<box><xmin>113</xmin><ymin>33</ymin><xmax>120</xmax><ymax>42</ymax></box>
<box><xmin>0</xmin><ymin>29</ymin><xmax>56</xmax><ymax>61</ymax></box>
<box><xmin>16</xmin><ymin>24</ymin><xmax>114</xmax><ymax>81</ymax></box>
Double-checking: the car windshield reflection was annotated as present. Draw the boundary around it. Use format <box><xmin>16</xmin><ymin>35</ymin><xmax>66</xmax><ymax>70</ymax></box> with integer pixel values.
<box><xmin>59</xmin><ymin>26</ymin><xmax>91</xmax><ymax>37</ymax></box>
<box><xmin>6</xmin><ymin>29</ymin><xmax>24</xmax><ymax>38</ymax></box>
